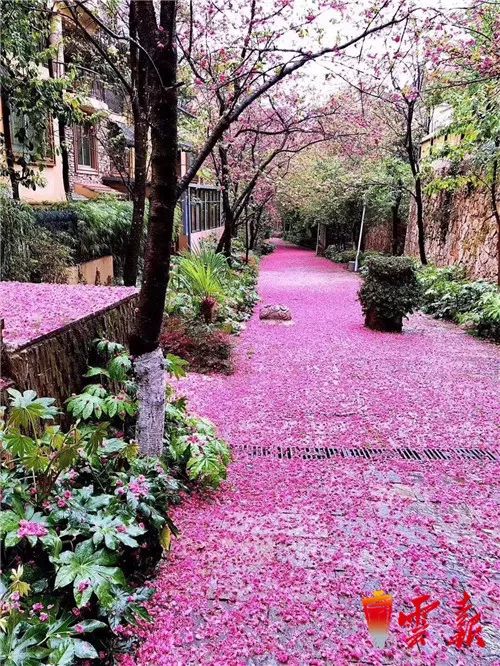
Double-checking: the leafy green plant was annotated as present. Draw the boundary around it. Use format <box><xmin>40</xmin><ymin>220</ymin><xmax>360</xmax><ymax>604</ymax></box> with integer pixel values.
<box><xmin>0</xmin><ymin>339</ymin><xmax>230</xmax><ymax>664</ymax></box>
<box><xmin>178</xmin><ymin>249</ymin><xmax>229</xmax><ymax>323</ymax></box>
<box><xmin>160</xmin><ymin>318</ymin><xmax>233</xmax><ymax>374</ymax></box>
<box><xmin>0</xmin><ymin>190</ymin><xmax>72</xmax><ymax>283</ymax></box>
<box><xmin>325</xmin><ymin>246</ymin><xmax>358</xmax><ymax>264</ymax></box>
<box><xmin>359</xmin><ymin>256</ymin><xmax>421</xmax><ymax>331</ymax></box>
<box><xmin>419</xmin><ymin>265</ymin><xmax>499</xmax><ymax>341</ymax></box>
<box><xmin>164</xmin><ymin>392</ymin><xmax>231</xmax><ymax>488</ymax></box>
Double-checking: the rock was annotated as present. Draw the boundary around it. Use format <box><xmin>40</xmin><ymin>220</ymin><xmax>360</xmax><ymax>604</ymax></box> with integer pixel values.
<box><xmin>259</xmin><ymin>304</ymin><xmax>292</xmax><ymax>321</ymax></box>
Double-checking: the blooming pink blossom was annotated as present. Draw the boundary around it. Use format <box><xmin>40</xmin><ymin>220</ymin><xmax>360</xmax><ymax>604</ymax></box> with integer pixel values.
<box><xmin>17</xmin><ymin>520</ymin><xmax>48</xmax><ymax>539</ymax></box>
<box><xmin>77</xmin><ymin>580</ymin><xmax>91</xmax><ymax>593</ymax></box>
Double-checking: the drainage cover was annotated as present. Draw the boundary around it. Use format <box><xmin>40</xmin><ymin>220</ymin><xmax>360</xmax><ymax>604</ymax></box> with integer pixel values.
<box><xmin>237</xmin><ymin>445</ymin><xmax>497</xmax><ymax>463</ymax></box>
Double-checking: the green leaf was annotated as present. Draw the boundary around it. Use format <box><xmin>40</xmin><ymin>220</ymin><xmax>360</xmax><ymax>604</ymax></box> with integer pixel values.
<box><xmin>7</xmin><ymin>389</ymin><xmax>58</xmax><ymax>430</ymax></box>
<box><xmin>74</xmin><ymin>619</ymin><xmax>107</xmax><ymax>633</ymax></box>
<box><xmin>66</xmin><ymin>393</ymin><xmax>103</xmax><ymax>420</ymax></box>
<box><xmin>159</xmin><ymin>525</ymin><xmax>172</xmax><ymax>551</ymax></box>
<box><xmin>83</xmin><ymin>367</ymin><xmax>110</xmax><ymax>378</ymax></box>
<box><xmin>73</xmin><ymin>639</ymin><xmax>98</xmax><ymax>659</ymax></box>
<box><xmin>108</xmin><ymin>354</ymin><xmax>132</xmax><ymax>381</ymax></box>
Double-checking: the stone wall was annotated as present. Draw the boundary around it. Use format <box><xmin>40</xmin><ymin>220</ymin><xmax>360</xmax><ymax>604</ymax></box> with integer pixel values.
<box><xmin>364</xmin><ymin>222</ymin><xmax>393</xmax><ymax>254</ymax></box>
<box><xmin>3</xmin><ymin>294</ymin><xmax>138</xmax><ymax>407</ymax></box>
<box><xmin>404</xmin><ymin>185</ymin><xmax>498</xmax><ymax>281</ymax></box>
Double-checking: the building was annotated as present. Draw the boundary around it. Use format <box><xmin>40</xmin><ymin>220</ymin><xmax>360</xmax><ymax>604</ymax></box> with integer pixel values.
<box><xmin>0</xmin><ymin>5</ymin><xmax>223</xmax><ymax>252</ymax></box>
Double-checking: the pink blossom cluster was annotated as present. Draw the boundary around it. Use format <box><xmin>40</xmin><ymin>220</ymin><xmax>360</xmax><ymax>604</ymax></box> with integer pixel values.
<box><xmin>17</xmin><ymin>519</ymin><xmax>49</xmax><ymax>539</ymax></box>
<box><xmin>116</xmin><ymin>475</ymin><xmax>150</xmax><ymax>498</ymax></box>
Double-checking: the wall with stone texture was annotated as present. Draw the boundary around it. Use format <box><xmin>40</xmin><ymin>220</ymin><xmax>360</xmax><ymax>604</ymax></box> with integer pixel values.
<box><xmin>404</xmin><ymin>185</ymin><xmax>498</xmax><ymax>282</ymax></box>
<box><xmin>364</xmin><ymin>222</ymin><xmax>393</xmax><ymax>253</ymax></box>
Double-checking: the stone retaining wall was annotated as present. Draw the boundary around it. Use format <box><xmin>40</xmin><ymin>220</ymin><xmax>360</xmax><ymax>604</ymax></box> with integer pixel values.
<box><xmin>3</xmin><ymin>294</ymin><xmax>137</xmax><ymax>407</ymax></box>
<box><xmin>405</xmin><ymin>185</ymin><xmax>498</xmax><ymax>281</ymax></box>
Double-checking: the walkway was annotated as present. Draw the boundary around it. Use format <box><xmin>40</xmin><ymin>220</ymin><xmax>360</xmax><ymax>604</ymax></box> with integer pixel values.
<box><xmin>131</xmin><ymin>242</ymin><xmax>499</xmax><ymax>665</ymax></box>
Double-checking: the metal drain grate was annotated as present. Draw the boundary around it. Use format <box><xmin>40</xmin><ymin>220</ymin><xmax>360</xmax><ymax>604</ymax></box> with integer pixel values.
<box><xmin>237</xmin><ymin>445</ymin><xmax>497</xmax><ymax>463</ymax></box>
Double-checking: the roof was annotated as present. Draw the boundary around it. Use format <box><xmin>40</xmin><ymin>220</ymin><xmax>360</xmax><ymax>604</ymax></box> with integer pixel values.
<box><xmin>74</xmin><ymin>181</ymin><xmax>126</xmax><ymax>199</ymax></box>
<box><xmin>112</xmin><ymin>120</ymin><xmax>135</xmax><ymax>147</ymax></box>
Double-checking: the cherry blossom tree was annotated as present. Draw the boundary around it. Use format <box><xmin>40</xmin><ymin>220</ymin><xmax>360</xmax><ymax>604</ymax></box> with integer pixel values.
<box><xmin>57</xmin><ymin>0</ymin><xmax>423</xmax><ymax>454</ymax></box>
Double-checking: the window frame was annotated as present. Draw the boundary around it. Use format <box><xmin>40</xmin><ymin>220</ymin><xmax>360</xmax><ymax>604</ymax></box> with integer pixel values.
<box><xmin>10</xmin><ymin>112</ymin><xmax>55</xmax><ymax>166</ymax></box>
<box><xmin>74</xmin><ymin>123</ymin><xmax>99</xmax><ymax>172</ymax></box>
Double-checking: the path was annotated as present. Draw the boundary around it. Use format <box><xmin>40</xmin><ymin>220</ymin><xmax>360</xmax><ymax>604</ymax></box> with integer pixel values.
<box><xmin>131</xmin><ymin>242</ymin><xmax>499</xmax><ymax>665</ymax></box>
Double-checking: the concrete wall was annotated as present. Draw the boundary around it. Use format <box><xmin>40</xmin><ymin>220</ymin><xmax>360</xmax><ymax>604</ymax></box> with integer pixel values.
<box><xmin>65</xmin><ymin>255</ymin><xmax>114</xmax><ymax>285</ymax></box>
<box><xmin>189</xmin><ymin>226</ymin><xmax>225</xmax><ymax>252</ymax></box>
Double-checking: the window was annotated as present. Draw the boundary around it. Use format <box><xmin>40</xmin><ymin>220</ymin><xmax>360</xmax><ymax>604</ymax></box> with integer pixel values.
<box><xmin>74</xmin><ymin>123</ymin><xmax>98</xmax><ymax>170</ymax></box>
<box><xmin>10</xmin><ymin>111</ymin><xmax>54</xmax><ymax>163</ymax></box>
<box><xmin>188</xmin><ymin>186</ymin><xmax>222</xmax><ymax>233</ymax></box>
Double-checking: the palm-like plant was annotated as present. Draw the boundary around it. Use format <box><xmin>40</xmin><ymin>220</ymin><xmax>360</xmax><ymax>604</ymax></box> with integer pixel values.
<box><xmin>178</xmin><ymin>250</ymin><xmax>229</xmax><ymax>323</ymax></box>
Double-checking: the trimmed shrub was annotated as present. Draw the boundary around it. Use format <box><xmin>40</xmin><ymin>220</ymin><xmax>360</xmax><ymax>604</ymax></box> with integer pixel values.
<box><xmin>358</xmin><ymin>256</ymin><xmax>421</xmax><ymax>332</ymax></box>
<box><xmin>324</xmin><ymin>246</ymin><xmax>358</xmax><ymax>264</ymax></box>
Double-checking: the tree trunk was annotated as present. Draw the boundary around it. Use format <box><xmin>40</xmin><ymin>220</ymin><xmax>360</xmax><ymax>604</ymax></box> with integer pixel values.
<box><xmin>58</xmin><ymin>119</ymin><xmax>71</xmax><ymax>198</ymax></box>
<box><xmin>128</xmin><ymin>0</ymin><xmax>178</xmax><ymax>456</ymax></box>
<box><xmin>491</xmin><ymin>142</ymin><xmax>499</xmax><ymax>285</ymax></box>
<box><xmin>391</xmin><ymin>182</ymin><xmax>405</xmax><ymax>255</ymax></box>
<box><xmin>123</xmin><ymin>114</ymin><xmax>148</xmax><ymax>285</ymax></box>
<box><xmin>405</xmin><ymin>100</ymin><xmax>427</xmax><ymax>265</ymax></box>
<box><xmin>1</xmin><ymin>92</ymin><xmax>20</xmax><ymax>200</ymax></box>
<box><xmin>216</xmin><ymin>144</ymin><xmax>233</xmax><ymax>257</ymax></box>
<box><xmin>123</xmin><ymin>1</ymin><xmax>150</xmax><ymax>287</ymax></box>
<box><xmin>414</xmin><ymin>175</ymin><xmax>427</xmax><ymax>264</ymax></box>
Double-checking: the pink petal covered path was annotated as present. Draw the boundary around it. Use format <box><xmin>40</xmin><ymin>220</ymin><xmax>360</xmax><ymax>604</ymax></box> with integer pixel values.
<box><xmin>129</xmin><ymin>242</ymin><xmax>499</xmax><ymax>665</ymax></box>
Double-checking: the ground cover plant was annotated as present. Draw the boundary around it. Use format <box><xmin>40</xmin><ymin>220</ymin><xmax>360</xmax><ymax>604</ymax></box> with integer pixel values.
<box><xmin>0</xmin><ymin>340</ymin><xmax>230</xmax><ymax>665</ymax></box>
<box><xmin>358</xmin><ymin>256</ymin><xmax>421</xmax><ymax>332</ymax></box>
<box><xmin>162</xmin><ymin>249</ymin><xmax>259</xmax><ymax>373</ymax></box>
<box><xmin>419</xmin><ymin>266</ymin><xmax>500</xmax><ymax>341</ymax></box>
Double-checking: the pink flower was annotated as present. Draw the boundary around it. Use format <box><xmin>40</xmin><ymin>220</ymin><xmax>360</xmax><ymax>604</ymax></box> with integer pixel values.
<box><xmin>32</xmin><ymin>603</ymin><xmax>44</xmax><ymax>612</ymax></box>
<box><xmin>39</xmin><ymin>612</ymin><xmax>49</xmax><ymax>622</ymax></box>
<box><xmin>116</xmin><ymin>524</ymin><xmax>127</xmax><ymax>533</ymax></box>
<box><xmin>17</xmin><ymin>520</ymin><xmax>48</xmax><ymax>539</ymax></box>
<box><xmin>128</xmin><ymin>478</ymin><xmax>150</xmax><ymax>498</ymax></box>
<box><xmin>75</xmin><ymin>623</ymin><xmax>85</xmax><ymax>634</ymax></box>
<box><xmin>77</xmin><ymin>580</ymin><xmax>91</xmax><ymax>593</ymax></box>
<box><xmin>57</xmin><ymin>499</ymin><xmax>68</xmax><ymax>509</ymax></box>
